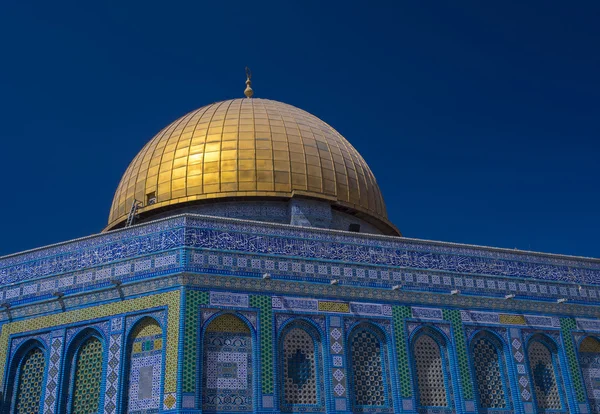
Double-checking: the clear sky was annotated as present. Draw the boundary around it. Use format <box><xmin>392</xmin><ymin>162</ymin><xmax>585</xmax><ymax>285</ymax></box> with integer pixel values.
<box><xmin>0</xmin><ymin>1</ymin><xmax>598</xmax><ymax>258</ymax></box>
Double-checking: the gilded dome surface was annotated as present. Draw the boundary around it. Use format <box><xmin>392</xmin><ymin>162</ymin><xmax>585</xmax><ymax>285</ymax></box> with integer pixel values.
<box><xmin>107</xmin><ymin>98</ymin><xmax>397</xmax><ymax>233</ymax></box>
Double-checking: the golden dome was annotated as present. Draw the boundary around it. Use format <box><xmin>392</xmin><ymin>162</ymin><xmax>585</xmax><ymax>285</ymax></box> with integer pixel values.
<box><xmin>107</xmin><ymin>98</ymin><xmax>398</xmax><ymax>234</ymax></box>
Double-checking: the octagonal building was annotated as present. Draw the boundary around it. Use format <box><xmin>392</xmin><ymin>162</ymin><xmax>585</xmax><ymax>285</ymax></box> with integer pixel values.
<box><xmin>1</xmin><ymin>84</ymin><xmax>599</xmax><ymax>414</ymax></box>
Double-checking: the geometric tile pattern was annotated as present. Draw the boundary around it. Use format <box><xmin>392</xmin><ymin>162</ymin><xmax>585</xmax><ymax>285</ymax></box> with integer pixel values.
<box><xmin>183</xmin><ymin>290</ymin><xmax>209</xmax><ymax>394</ymax></box>
<box><xmin>103</xmin><ymin>333</ymin><xmax>122</xmax><ymax>414</ymax></box>
<box><xmin>528</xmin><ymin>340</ymin><xmax>562</xmax><ymax>410</ymax></box>
<box><xmin>472</xmin><ymin>337</ymin><xmax>506</xmax><ymax>408</ymax></box>
<box><xmin>282</xmin><ymin>328</ymin><xmax>318</xmax><ymax>406</ymax></box>
<box><xmin>443</xmin><ymin>309</ymin><xmax>474</xmax><ymax>400</ymax></box>
<box><xmin>202</xmin><ymin>314</ymin><xmax>252</xmax><ymax>412</ymax></box>
<box><xmin>560</xmin><ymin>317</ymin><xmax>587</xmax><ymax>403</ymax></box>
<box><xmin>250</xmin><ymin>295</ymin><xmax>273</xmax><ymax>395</ymax></box>
<box><xmin>127</xmin><ymin>319</ymin><xmax>163</xmax><ymax>414</ymax></box>
<box><xmin>509</xmin><ymin>329</ymin><xmax>533</xmax><ymax>406</ymax></box>
<box><xmin>578</xmin><ymin>337</ymin><xmax>600</xmax><ymax>413</ymax></box>
<box><xmin>413</xmin><ymin>334</ymin><xmax>447</xmax><ymax>407</ymax></box>
<box><xmin>72</xmin><ymin>337</ymin><xmax>103</xmax><ymax>414</ymax></box>
<box><xmin>3</xmin><ymin>209</ymin><xmax>600</xmax><ymax>414</ymax></box>
<box><xmin>43</xmin><ymin>336</ymin><xmax>63</xmax><ymax>414</ymax></box>
<box><xmin>328</xmin><ymin>316</ymin><xmax>348</xmax><ymax>411</ymax></box>
<box><xmin>0</xmin><ymin>290</ymin><xmax>180</xmax><ymax>396</ymax></box>
<box><xmin>349</xmin><ymin>328</ymin><xmax>386</xmax><ymax>407</ymax></box>
<box><xmin>15</xmin><ymin>348</ymin><xmax>45</xmax><ymax>414</ymax></box>
<box><xmin>5</xmin><ymin>213</ymin><xmax>600</xmax><ymax>302</ymax></box>
<box><xmin>392</xmin><ymin>306</ymin><xmax>412</xmax><ymax>398</ymax></box>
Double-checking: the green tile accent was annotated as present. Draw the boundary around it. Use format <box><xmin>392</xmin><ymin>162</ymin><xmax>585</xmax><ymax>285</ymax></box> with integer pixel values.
<box><xmin>392</xmin><ymin>305</ymin><xmax>412</xmax><ymax>397</ymax></box>
<box><xmin>183</xmin><ymin>290</ymin><xmax>209</xmax><ymax>393</ymax></box>
<box><xmin>251</xmin><ymin>295</ymin><xmax>274</xmax><ymax>394</ymax></box>
<box><xmin>443</xmin><ymin>309</ymin><xmax>474</xmax><ymax>400</ymax></box>
<box><xmin>560</xmin><ymin>317</ymin><xmax>586</xmax><ymax>403</ymax></box>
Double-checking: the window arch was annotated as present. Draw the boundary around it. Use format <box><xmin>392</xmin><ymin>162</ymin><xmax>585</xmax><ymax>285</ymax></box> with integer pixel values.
<box><xmin>278</xmin><ymin>320</ymin><xmax>324</xmax><ymax>411</ymax></box>
<box><xmin>202</xmin><ymin>313</ymin><xmax>253</xmax><ymax>412</ymax></box>
<box><xmin>6</xmin><ymin>341</ymin><xmax>46</xmax><ymax>414</ymax></box>
<box><xmin>123</xmin><ymin>317</ymin><xmax>164</xmax><ymax>413</ymax></box>
<box><xmin>348</xmin><ymin>323</ymin><xmax>391</xmax><ymax>410</ymax></box>
<box><xmin>60</xmin><ymin>330</ymin><xmax>105</xmax><ymax>414</ymax></box>
<box><xmin>578</xmin><ymin>336</ymin><xmax>600</xmax><ymax>413</ymax></box>
<box><xmin>469</xmin><ymin>331</ymin><xmax>509</xmax><ymax>411</ymax></box>
<box><xmin>411</xmin><ymin>327</ymin><xmax>451</xmax><ymax>409</ymax></box>
<box><xmin>527</xmin><ymin>335</ymin><xmax>563</xmax><ymax>411</ymax></box>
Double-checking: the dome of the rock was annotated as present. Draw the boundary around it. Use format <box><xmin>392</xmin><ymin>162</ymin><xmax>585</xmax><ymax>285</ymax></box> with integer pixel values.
<box><xmin>106</xmin><ymin>98</ymin><xmax>399</xmax><ymax>235</ymax></box>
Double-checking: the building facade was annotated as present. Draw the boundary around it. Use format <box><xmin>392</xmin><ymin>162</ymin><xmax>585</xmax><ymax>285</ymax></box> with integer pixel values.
<box><xmin>1</xmin><ymin>93</ymin><xmax>599</xmax><ymax>414</ymax></box>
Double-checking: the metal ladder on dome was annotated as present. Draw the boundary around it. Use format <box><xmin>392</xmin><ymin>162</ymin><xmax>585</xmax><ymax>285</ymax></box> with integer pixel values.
<box><xmin>125</xmin><ymin>199</ymin><xmax>143</xmax><ymax>227</ymax></box>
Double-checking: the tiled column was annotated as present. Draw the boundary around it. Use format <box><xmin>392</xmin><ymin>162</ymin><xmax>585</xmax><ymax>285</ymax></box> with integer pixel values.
<box><xmin>508</xmin><ymin>328</ymin><xmax>532</xmax><ymax>414</ymax></box>
<box><xmin>327</xmin><ymin>315</ymin><xmax>349</xmax><ymax>412</ymax></box>
<box><xmin>560</xmin><ymin>317</ymin><xmax>589</xmax><ymax>414</ymax></box>
<box><xmin>250</xmin><ymin>295</ymin><xmax>274</xmax><ymax>411</ymax></box>
<box><xmin>443</xmin><ymin>309</ymin><xmax>474</xmax><ymax>413</ymax></box>
<box><xmin>392</xmin><ymin>305</ymin><xmax>414</xmax><ymax>412</ymax></box>
<box><xmin>103</xmin><ymin>316</ymin><xmax>125</xmax><ymax>414</ymax></box>
<box><xmin>43</xmin><ymin>329</ymin><xmax>65</xmax><ymax>414</ymax></box>
<box><xmin>180</xmin><ymin>289</ymin><xmax>209</xmax><ymax>410</ymax></box>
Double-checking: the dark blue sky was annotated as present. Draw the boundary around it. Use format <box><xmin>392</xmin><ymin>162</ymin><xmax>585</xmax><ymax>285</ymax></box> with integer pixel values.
<box><xmin>1</xmin><ymin>1</ymin><xmax>598</xmax><ymax>258</ymax></box>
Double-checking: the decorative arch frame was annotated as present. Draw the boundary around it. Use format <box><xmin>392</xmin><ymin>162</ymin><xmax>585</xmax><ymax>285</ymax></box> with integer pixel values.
<box><xmin>525</xmin><ymin>333</ymin><xmax>567</xmax><ymax>413</ymax></box>
<box><xmin>198</xmin><ymin>310</ymin><xmax>258</xmax><ymax>412</ymax></box>
<box><xmin>346</xmin><ymin>320</ymin><xmax>394</xmax><ymax>412</ymax></box>
<box><xmin>277</xmin><ymin>317</ymin><xmax>326</xmax><ymax>412</ymax></box>
<box><xmin>574</xmin><ymin>334</ymin><xmax>600</xmax><ymax>413</ymax></box>
<box><xmin>408</xmin><ymin>325</ymin><xmax>455</xmax><ymax>411</ymax></box>
<box><xmin>59</xmin><ymin>327</ymin><xmax>107</xmax><ymax>414</ymax></box>
<box><xmin>4</xmin><ymin>339</ymin><xmax>48</xmax><ymax>414</ymax></box>
<box><xmin>120</xmin><ymin>315</ymin><xmax>166</xmax><ymax>414</ymax></box>
<box><xmin>467</xmin><ymin>329</ymin><xmax>513</xmax><ymax>412</ymax></box>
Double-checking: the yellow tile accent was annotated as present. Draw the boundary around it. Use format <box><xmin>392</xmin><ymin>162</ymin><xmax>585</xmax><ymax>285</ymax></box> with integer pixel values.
<box><xmin>206</xmin><ymin>314</ymin><xmax>250</xmax><ymax>333</ymax></box>
<box><xmin>318</xmin><ymin>301</ymin><xmax>350</xmax><ymax>313</ymax></box>
<box><xmin>498</xmin><ymin>314</ymin><xmax>526</xmax><ymax>325</ymax></box>
<box><xmin>579</xmin><ymin>337</ymin><xmax>600</xmax><ymax>353</ymax></box>
<box><xmin>0</xmin><ymin>290</ymin><xmax>180</xmax><ymax>393</ymax></box>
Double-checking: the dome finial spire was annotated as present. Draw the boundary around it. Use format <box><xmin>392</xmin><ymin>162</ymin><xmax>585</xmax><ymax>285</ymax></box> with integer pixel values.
<box><xmin>244</xmin><ymin>67</ymin><xmax>254</xmax><ymax>98</ymax></box>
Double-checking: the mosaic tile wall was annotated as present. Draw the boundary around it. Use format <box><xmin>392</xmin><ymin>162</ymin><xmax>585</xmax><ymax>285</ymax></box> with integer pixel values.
<box><xmin>127</xmin><ymin>319</ymin><xmax>163</xmax><ymax>413</ymax></box>
<box><xmin>0</xmin><ymin>290</ymin><xmax>180</xmax><ymax>413</ymax></box>
<box><xmin>578</xmin><ymin>337</ymin><xmax>600</xmax><ymax>413</ymax></box>
<box><xmin>392</xmin><ymin>305</ymin><xmax>412</xmax><ymax>403</ymax></box>
<box><xmin>2</xmin><ymin>214</ymin><xmax>600</xmax><ymax>316</ymax></box>
<box><xmin>250</xmin><ymin>295</ymin><xmax>274</xmax><ymax>399</ymax></box>
<box><xmin>6</xmin><ymin>287</ymin><xmax>600</xmax><ymax>413</ymax></box>
<box><xmin>1</xmin><ymin>214</ymin><xmax>600</xmax><ymax>413</ymax></box>
<box><xmin>202</xmin><ymin>314</ymin><xmax>253</xmax><ymax>412</ymax></box>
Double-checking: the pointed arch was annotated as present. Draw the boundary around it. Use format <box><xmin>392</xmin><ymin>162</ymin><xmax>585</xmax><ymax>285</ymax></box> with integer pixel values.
<box><xmin>278</xmin><ymin>318</ymin><xmax>325</xmax><ymax>411</ymax></box>
<box><xmin>410</xmin><ymin>326</ymin><xmax>452</xmax><ymax>409</ymax></box>
<box><xmin>5</xmin><ymin>339</ymin><xmax>47</xmax><ymax>414</ymax></box>
<box><xmin>526</xmin><ymin>334</ymin><xmax>564</xmax><ymax>411</ymax></box>
<box><xmin>347</xmin><ymin>322</ymin><xmax>392</xmax><ymax>410</ymax></box>
<box><xmin>201</xmin><ymin>313</ymin><xmax>254</xmax><ymax>412</ymax></box>
<box><xmin>578</xmin><ymin>336</ymin><xmax>600</xmax><ymax>413</ymax></box>
<box><xmin>469</xmin><ymin>330</ymin><xmax>510</xmax><ymax>411</ymax></box>
<box><xmin>60</xmin><ymin>329</ymin><xmax>105</xmax><ymax>414</ymax></box>
<box><xmin>122</xmin><ymin>316</ymin><xmax>164</xmax><ymax>413</ymax></box>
